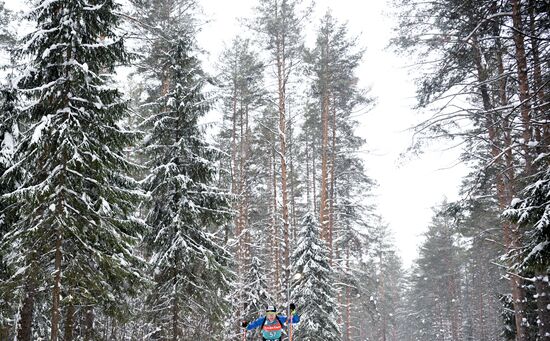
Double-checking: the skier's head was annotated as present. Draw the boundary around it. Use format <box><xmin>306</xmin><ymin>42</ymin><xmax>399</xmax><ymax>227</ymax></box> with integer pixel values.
<box><xmin>265</xmin><ymin>305</ymin><xmax>277</xmax><ymax>321</ymax></box>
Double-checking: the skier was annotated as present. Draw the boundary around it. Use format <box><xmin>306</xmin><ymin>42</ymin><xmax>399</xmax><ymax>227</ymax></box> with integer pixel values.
<box><xmin>241</xmin><ymin>304</ymin><xmax>300</xmax><ymax>341</ymax></box>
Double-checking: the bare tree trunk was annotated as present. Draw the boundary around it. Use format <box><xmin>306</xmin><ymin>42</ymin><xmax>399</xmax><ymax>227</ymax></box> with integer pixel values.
<box><xmin>312</xmin><ymin>140</ymin><xmax>318</xmax><ymax>214</ymax></box>
<box><xmin>172</xmin><ymin>267</ymin><xmax>179</xmax><ymax>341</ymax></box>
<box><xmin>51</xmin><ymin>231</ymin><xmax>63</xmax><ymax>341</ymax></box>
<box><xmin>534</xmin><ymin>276</ymin><xmax>550</xmax><ymax>339</ymax></box>
<box><xmin>271</xmin><ymin>139</ymin><xmax>280</xmax><ymax>290</ymax></box>
<box><xmin>275</xmin><ymin>2</ymin><xmax>291</xmax><ymax>297</ymax></box>
<box><xmin>237</xmin><ymin>95</ymin><xmax>245</xmax><ymax>268</ymax></box>
<box><xmin>84</xmin><ymin>307</ymin><xmax>94</xmax><ymax>341</ymax></box>
<box><xmin>527</xmin><ymin>0</ymin><xmax>549</xmax><ymax>154</ymax></box>
<box><xmin>319</xmin><ymin>43</ymin><xmax>330</xmax><ymax>245</ymax></box>
<box><xmin>511</xmin><ymin>0</ymin><xmax>533</xmax><ymax>174</ymax></box>
<box><xmin>477</xmin><ymin>261</ymin><xmax>487</xmax><ymax>341</ymax></box>
<box><xmin>64</xmin><ymin>302</ymin><xmax>75</xmax><ymax>341</ymax></box>
<box><xmin>329</xmin><ymin>101</ymin><xmax>337</xmax><ymax>264</ymax></box>
<box><xmin>231</xmin><ymin>81</ymin><xmax>239</xmax><ymax>250</ymax></box>
<box><xmin>288</xmin><ymin>113</ymin><xmax>297</xmax><ymax>240</ymax></box>
<box><xmin>473</xmin><ymin>33</ymin><xmax>528</xmax><ymax>341</ymax></box>
<box><xmin>448</xmin><ymin>277</ymin><xmax>460</xmax><ymax>341</ymax></box>
<box><xmin>511</xmin><ymin>3</ymin><xmax>534</xmax><ymax>340</ymax></box>
<box><xmin>306</xmin><ymin>140</ymin><xmax>311</xmax><ymax>209</ymax></box>
<box><xmin>243</xmin><ymin>102</ymin><xmax>252</xmax><ymax>261</ymax></box>
<box><xmin>17</xmin><ymin>280</ymin><xmax>35</xmax><ymax>341</ymax></box>
<box><xmin>345</xmin><ymin>247</ymin><xmax>351</xmax><ymax>341</ymax></box>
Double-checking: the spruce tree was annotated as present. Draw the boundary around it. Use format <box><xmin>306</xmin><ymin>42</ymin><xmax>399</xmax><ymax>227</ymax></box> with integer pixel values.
<box><xmin>0</xmin><ymin>84</ymin><xmax>19</xmax><ymax>339</ymax></box>
<box><xmin>1</xmin><ymin>0</ymin><xmax>146</xmax><ymax>339</ymax></box>
<box><xmin>140</xmin><ymin>31</ymin><xmax>233</xmax><ymax>340</ymax></box>
<box><xmin>291</xmin><ymin>212</ymin><xmax>340</xmax><ymax>341</ymax></box>
<box><xmin>404</xmin><ymin>204</ymin><xmax>465</xmax><ymax>341</ymax></box>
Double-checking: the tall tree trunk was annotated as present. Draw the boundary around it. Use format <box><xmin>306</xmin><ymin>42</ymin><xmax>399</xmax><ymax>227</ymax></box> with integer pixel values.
<box><xmin>243</xmin><ymin>102</ymin><xmax>252</xmax><ymax>261</ymax></box>
<box><xmin>312</xmin><ymin>139</ymin><xmax>318</xmax><ymax>214</ymax></box>
<box><xmin>477</xmin><ymin>261</ymin><xmax>487</xmax><ymax>341</ymax></box>
<box><xmin>511</xmin><ymin>3</ymin><xmax>534</xmax><ymax>340</ymax></box>
<box><xmin>84</xmin><ymin>307</ymin><xmax>94</xmax><ymax>341</ymax></box>
<box><xmin>527</xmin><ymin>0</ymin><xmax>543</xmax><ymax>147</ymax></box>
<box><xmin>231</xmin><ymin>80</ymin><xmax>239</xmax><ymax>249</ymax></box>
<box><xmin>473</xmin><ymin>33</ymin><xmax>528</xmax><ymax>341</ymax></box>
<box><xmin>319</xmin><ymin>40</ymin><xmax>330</xmax><ymax>246</ymax></box>
<box><xmin>172</xmin><ymin>268</ymin><xmax>179</xmax><ymax>341</ymax></box>
<box><xmin>275</xmin><ymin>3</ymin><xmax>291</xmax><ymax>297</ymax></box>
<box><xmin>50</xmin><ymin>231</ymin><xmax>63</xmax><ymax>341</ymax></box>
<box><xmin>271</xmin><ymin>138</ymin><xmax>280</xmax><ymax>290</ymax></box>
<box><xmin>527</xmin><ymin>0</ymin><xmax>549</xmax><ymax>153</ymax></box>
<box><xmin>17</xmin><ymin>280</ymin><xmax>35</xmax><ymax>341</ymax></box>
<box><xmin>534</xmin><ymin>276</ymin><xmax>550</xmax><ymax>340</ymax></box>
<box><xmin>511</xmin><ymin>0</ymin><xmax>533</xmax><ymax>174</ymax></box>
<box><xmin>345</xmin><ymin>247</ymin><xmax>351</xmax><ymax>341</ymax></box>
<box><xmin>329</xmin><ymin>101</ymin><xmax>337</xmax><ymax>264</ymax></box>
<box><xmin>306</xmin><ymin>140</ymin><xmax>311</xmax><ymax>209</ymax></box>
<box><xmin>237</xmin><ymin>94</ymin><xmax>245</xmax><ymax>269</ymax></box>
<box><xmin>64</xmin><ymin>302</ymin><xmax>75</xmax><ymax>341</ymax></box>
<box><xmin>288</xmin><ymin>112</ymin><xmax>297</xmax><ymax>240</ymax></box>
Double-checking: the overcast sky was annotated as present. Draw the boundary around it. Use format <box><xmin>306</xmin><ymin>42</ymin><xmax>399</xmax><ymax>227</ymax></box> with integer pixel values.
<box><xmin>197</xmin><ymin>0</ymin><xmax>470</xmax><ymax>267</ymax></box>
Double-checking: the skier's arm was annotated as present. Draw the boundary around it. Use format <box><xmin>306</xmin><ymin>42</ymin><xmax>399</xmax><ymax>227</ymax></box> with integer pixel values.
<box><xmin>246</xmin><ymin>316</ymin><xmax>265</xmax><ymax>331</ymax></box>
<box><xmin>279</xmin><ymin>312</ymin><xmax>300</xmax><ymax>324</ymax></box>
<box><xmin>291</xmin><ymin>312</ymin><xmax>300</xmax><ymax>324</ymax></box>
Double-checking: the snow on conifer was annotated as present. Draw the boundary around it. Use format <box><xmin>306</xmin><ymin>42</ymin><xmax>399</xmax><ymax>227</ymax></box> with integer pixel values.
<box><xmin>139</xmin><ymin>31</ymin><xmax>233</xmax><ymax>339</ymax></box>
<box><xmin>0</xmin><ymin>0</ymin><xmax>146</xmax><ymax>338</ymax></box>
<box><xmin>291</xmin><ymin>212</ymin><xmax>341</xmax><ymax>341</ymax></box>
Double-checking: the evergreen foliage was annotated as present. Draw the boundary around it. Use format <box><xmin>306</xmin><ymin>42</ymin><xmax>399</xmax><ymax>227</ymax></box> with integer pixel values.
<box><xmin>0</xmin><ymin>0</ymin><xmax>147</xmax><ymax>338</ymax></box>
<box><xmin>291</xmin><ymin>213</ymin><xmax>341</xmax><ymax>341</ymax></box>
<box><xmin>139</xmin><ymin>26</ymin><xmax>233</xmax><ymax>341</ymax></box>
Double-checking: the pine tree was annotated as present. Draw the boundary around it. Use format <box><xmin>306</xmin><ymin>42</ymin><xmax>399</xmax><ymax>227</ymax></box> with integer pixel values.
<box><xmin>291</xmin><ymin>213</ymin><xmax>340</xmax><ymax>341</ymax></box>
<box><xmin>140</xmin><ymin>31</ymin><xmax>233</xmax><ymax>341</ymax></box>
<box><xmin>216</xmin><ymin>36</ymin><xmax>264</xmax><ymax>264</ymax></box>
<box><xmin>251</xmin><ymin>0</ymin><xmax>310</xmax><ymax>299</ymax></box>
<box><xmin>1</xmin><ymin>0</ymin><xmax>147</xmax><ymax>339</ymax></box>
<box><xmin>390</xmin><ymin>0</ymin><xmax>550</xmax><ymax>337</ymax></box>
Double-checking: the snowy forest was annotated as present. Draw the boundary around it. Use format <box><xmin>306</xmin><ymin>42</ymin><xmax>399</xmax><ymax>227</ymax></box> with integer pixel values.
<box><xmin>0</xmin><ymin>0</ymin><xmax>549</xmax><ymax>340</ymax></box>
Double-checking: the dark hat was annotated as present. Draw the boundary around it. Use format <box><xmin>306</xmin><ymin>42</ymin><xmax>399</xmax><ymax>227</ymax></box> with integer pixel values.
<box><xmin>266</xmin><ymin>305</ymin><xmax>276</xmax><ymax>313</ymax></box>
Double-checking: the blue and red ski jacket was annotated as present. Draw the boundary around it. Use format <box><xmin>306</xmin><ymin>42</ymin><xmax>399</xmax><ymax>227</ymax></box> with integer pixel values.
<box><xmin>246</xmin><ymin>313</ymin><xmax>300</xmax><ymax>340</ymax></box>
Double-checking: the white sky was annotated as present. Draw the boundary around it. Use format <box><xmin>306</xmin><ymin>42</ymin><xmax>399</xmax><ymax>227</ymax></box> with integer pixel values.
<box><xmin>197</xmin><ymin>0</ymin><xmax>470</xmax><ymax>267</ymax></box>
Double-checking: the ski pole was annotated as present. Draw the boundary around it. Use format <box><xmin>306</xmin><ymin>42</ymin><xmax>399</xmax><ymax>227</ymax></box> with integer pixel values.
<box><xmin>242</xmin><ymin>328</ymin><xmax>246</xmax><ymax>341</ymax></box>
<box><xmin>288</xmin><ymin>312</ymin><xmax>293</xmax><ymax>341</ymax></box>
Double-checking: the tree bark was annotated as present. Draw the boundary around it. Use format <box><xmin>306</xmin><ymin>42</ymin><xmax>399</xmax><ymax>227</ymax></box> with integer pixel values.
<box><xmin>274</xmin><ymin>0</ymin><xmax>291</xmax><ymax>297</ymax></box>
<box><xmin>473</xmin><ymin>32</ymin><xmax>528</xmax><ymax>341</ymax></box>
<box><xmin>172</xmin><ymin>267</ymin><xmax>179</xmax><ymax>341</ymax></box>
<box><xmin>511</xmin><ymin>0</ymin><xmax>533</xmax><ymax>174</ymax></box>
<box><xmin>84</xmin><ymin>307</ymin><xmax>94</xmax><ymax>341</ymax></box>
<box><xmin>319</xmin><ymin>36</ymin><xmax>330</xmax><ymax>246</ymax></box>
<box><xmin>17</xmin><ymin>280</ymin><xmax>35</xmax><ymax>341</ymax></box>
<box><xmin>329</xmin><ymin>99</ymin><xmax>337</xmax><ymax>265</ymax></box>
<box><xmin>527</xmin><ymin>0</ymin><xmax>549</xmax><ymax>153</ymax></box>
<box><xmin>345</xmin><ymin>247</ymin><xmax>351</xmax><ymax>341</ymax></box>
<box><xmin>271</xmin><ymin>138</ymin><xmax>280</xmax><ymax>290</ymax></box>
<box><xmin>64</xmin><ymin>302</ymin><xmax>75</xmax><ymax>341</ymax></box>
<box><xmin>231</xmin><ymin>76</ymin><xmax>239</xmax><ymax>251</ymax></box>
<box><xmin>534</xmin><ymin>276</ymin><xmax>550</xmax><ymax>340</ymax></box>
<box><xmin>50</xmin><ymin>231</ymin><xmax>63</xmax><ymax>341</ymax></box>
